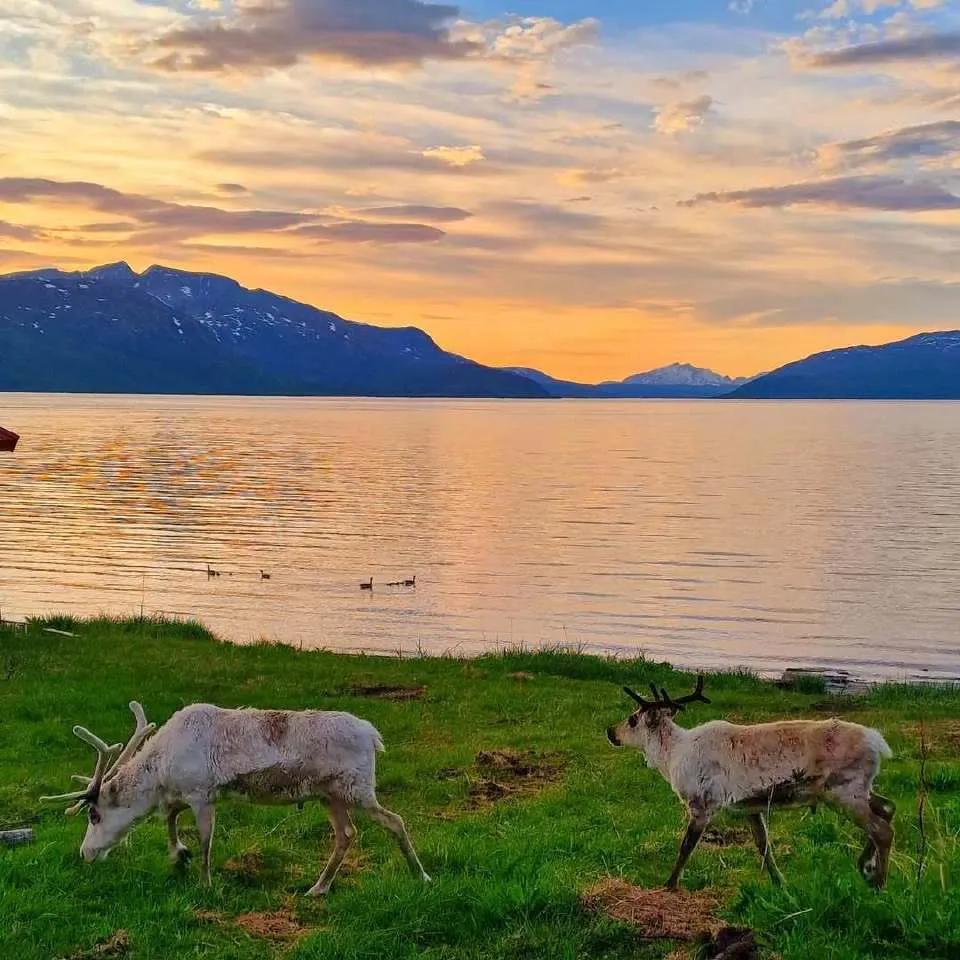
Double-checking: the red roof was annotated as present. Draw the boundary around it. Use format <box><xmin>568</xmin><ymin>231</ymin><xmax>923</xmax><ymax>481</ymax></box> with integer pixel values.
<box><xmin>0</xmin><ymin>427</ymin><xmax>19</xmax><ymax>452</ymax></box>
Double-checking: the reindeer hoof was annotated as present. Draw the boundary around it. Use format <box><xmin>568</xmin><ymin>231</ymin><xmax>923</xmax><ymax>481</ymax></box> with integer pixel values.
<box><xmin>420</xmin><ymin>872</ymin><xmax>432</xmax><ymax>884</ymax></box>
<box><xmin>172</xmin><ymin>845</ymin><xmax>192</xmax><ymax>866</ymax></box>
<box><xmin>306</xmin><ymin>883</ymin><xmax>330</xmax><ymax>897</ymax></box>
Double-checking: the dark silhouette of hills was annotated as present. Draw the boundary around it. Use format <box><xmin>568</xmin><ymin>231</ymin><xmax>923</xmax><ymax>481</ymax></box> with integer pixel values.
<box><xmin>0</xmin><ymin>262</ymin><xmax>546</xmax><ymax>398</ymax></box>
<box><xmin>728</xmin><ymin>331</ymin><xmax>960</xmax><ymax>399</ymax></box>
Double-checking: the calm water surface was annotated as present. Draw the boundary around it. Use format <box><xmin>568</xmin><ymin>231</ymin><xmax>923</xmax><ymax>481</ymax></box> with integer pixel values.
<box><xmin>2</xmin><ymin>394</ymin><xmax>959</xmax><ymax>680</ymax></box>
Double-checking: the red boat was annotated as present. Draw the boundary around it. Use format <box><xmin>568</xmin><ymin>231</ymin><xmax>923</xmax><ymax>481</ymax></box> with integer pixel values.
<box><xmin>0</xmin><ymin>427</ymin><xmax>19</xmax><ymax>452</ymax></box>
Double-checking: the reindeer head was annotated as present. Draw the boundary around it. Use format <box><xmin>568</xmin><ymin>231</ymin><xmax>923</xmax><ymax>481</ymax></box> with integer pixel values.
<box><xmin>606</xmin><ymin>675</ymin><xmax>710</xmax><ymax>749</ymax></box>
<box><xmin>41</xmin><ymin>702</ymin><xmax>156</xmax><ymax>861</ymax></box>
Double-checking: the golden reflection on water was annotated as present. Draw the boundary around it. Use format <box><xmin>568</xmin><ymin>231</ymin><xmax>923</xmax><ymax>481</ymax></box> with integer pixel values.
<box><xmin>2</xmin><ymin>394</ymin><xmax>960</xmax><ymax>679</ymax></box>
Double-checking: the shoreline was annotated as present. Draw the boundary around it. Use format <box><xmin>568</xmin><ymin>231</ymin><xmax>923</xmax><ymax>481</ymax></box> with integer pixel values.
<box><xmin>3</xmin><ymin>612</ymin><xmax>958</xmax><ymax>693</ymax></box>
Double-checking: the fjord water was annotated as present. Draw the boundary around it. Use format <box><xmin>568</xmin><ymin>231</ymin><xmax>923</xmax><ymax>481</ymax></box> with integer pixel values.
<box><xmin>2</xmin><ymin>394</ymin><xmax>959</xmax><ymax>680</ymax></box>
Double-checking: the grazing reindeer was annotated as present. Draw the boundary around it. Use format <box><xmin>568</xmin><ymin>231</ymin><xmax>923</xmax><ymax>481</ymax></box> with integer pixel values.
<box><xmin>607</xmin><ymin>676</ymin><xmax>894</xmax><ymax>889</ymax></box>
<box><xmin>42</xmin><ymin>701</ymin><xmax>430</xmax><ymax>895</ymax></box>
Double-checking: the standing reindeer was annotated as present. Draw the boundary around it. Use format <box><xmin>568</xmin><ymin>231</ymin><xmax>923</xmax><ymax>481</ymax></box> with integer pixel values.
<box><xmin>607</xmin><ymin>676</ymin><xmax>895</xmax><ymax>889</ymax></box>
<box><xmin>42</xmin><ymin>701</ymin><xmax>430</xmax><ymax>895</ymax></box>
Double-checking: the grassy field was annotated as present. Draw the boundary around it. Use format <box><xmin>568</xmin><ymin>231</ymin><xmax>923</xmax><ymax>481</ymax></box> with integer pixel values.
<box><xmin>2</xmin><ymin>617</ymin><xmax>959</xmax><ymax>960</ymax></box>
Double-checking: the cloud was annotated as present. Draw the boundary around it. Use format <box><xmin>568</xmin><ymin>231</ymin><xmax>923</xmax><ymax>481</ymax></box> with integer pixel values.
<box><xmin>355</xmin><ymin>204</ymin><xmax>472</xmax><ymax>222</ymax></box>
<box><xmin>148</xmin><ymin>0</ymin><xmax>480</xmax><ymax>72</ymax></box>
<box><xmin>198</xmin><ymin>144</ymin><xmax>498</xmax><ymax>175</ymax></box>
<box><xmin>0</xmin><ymin>177</ymin><xmax>452</xmax><ymax>245</ymax></box>
<box><xmin>296</xmin><ymin>221</ymin><xmax>445</xmax><ymax>242</ymax></box>
<box><xmin>557</xmin><ymin>168</ymin><xmax>626</xmax><ymax>187</ymax></box>
<box><xmin>802</xmin><ymin>31</ymin><xmax>960</xmax><ymax>67</ymax></box>
<box><xmin>681</xmin><ymin>174</ymin><xmax>960</xmax><ymax>211</ymax></box>
<box><xmin>652</xmin><ymin>95</ymin><xmax>714</xmax><ymax>135</ymax></box>
<box><xmin>0</xmin><ymin>219</ymin><xmax>41</xmax><ymax>241</ymax></box>
<box><xmin>820</xmin><ymin>120</ymin><xmax>960</xmax><ymax>169</ymax></box>
<box><xmin>421</xmin><ymin>144</ymin><xmax>485</xmax><ymax>167</ymax></box>
<box><xmin>216</xmin><ymin>182</ymin><xmax>249</xmax><ymax>195</ymax></box>
<box><xmin>0</xmin><ymin>177</ymin><xmax>313</xmax><ymax>234</ymax></box>
<box><xmin>487</xmin><ymin>16</ymin><xmax>598</xmax><ymax>61</ymax></box>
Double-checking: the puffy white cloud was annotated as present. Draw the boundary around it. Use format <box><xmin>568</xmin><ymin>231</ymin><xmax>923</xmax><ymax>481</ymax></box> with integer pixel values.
<box><xmin>652</xmin><ymin>95</ymin><xmax>714</xmax><ymax>135</ymax></box>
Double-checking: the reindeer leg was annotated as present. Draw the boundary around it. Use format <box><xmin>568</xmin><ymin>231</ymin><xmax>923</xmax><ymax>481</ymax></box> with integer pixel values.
<box><xmin>666</xmin><ymin>808</ymin><xmax>710</xmax><ymax>890</ymax></box>
<box><xmin>748</xmin><ymin>813</ymin><xmax>783</xmax><ymax>885</ymax></box>
<box><xmin>165</xmin><ymin>804</ymin><xmax>191</xmax><ymax>866</ymax></box>
<box><xmin>307</xmin><ymin>799</ymin><xmax>355</xmax><ymax>897</ymax></box>
<box><xmin>192</xmin><ymin>803</ymin><xmax>216</xmax><ymax>887</ymax></box>
<box><xmin>840</xmin><ymin>795</ymin><xmax>894</xmax><ymax>889</ymax></box>
<box><xmin>363</xmin><ymin>799</ymin><xmax>431</xmax><ymax>882</ymax></box>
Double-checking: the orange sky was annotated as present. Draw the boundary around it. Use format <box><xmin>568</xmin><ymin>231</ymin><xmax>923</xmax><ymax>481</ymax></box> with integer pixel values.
<box><xmin>2</xmin><ymin>0</ymin><xmax>959</xmax><ymax>380</ymax></box>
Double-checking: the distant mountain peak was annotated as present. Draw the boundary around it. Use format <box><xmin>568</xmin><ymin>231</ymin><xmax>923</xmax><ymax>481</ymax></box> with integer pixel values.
<box><xmin>621</xmin><ymin>362</ymin><xmax>744</xmax><ymax>387</ymax></box>
<box><xmin>85</xmin><ymin>261</ymin><xmax>138</xmax><ymax>282</ymax></box>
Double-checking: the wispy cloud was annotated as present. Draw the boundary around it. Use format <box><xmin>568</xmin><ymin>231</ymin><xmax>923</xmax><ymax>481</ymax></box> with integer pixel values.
<box><xmin>819</xmin><ymin>120</ymin><xmax>960</xmax><ymax>169</ymax></box>
<box><xmin>801</xmin><ymin>31</ymin><xmax>960</xmax><ymax>68</ymax></box>
<box><xmin>355</xmin><ymin>204</ymin><xmax>473</xmax><ymax>222</ymax></box>
<box><xmin>682</xmin><ymin>175</ymin><xmax>960</xmax><ymax>211</ymax></box>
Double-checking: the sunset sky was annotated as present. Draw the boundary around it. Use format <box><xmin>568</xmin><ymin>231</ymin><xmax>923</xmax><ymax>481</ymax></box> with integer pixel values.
<box><xmin>2</xmin><ymin>0</ymin><xmax>959</xmax><ymax>379</ymax></box>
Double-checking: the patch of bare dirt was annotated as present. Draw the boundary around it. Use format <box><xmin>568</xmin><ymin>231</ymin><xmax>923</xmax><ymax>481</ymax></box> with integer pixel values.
<box><xmin>581</xmin><ymin>878</ymin><xmax>721</xmax><ymax>941</ymax></box>
<box><xmin>224</xmin><ymin>850</ymin><xmax>266</xmax><ymax>879</ymax></box>
<box><xmin>467</xmin><ymin>749</ymin><xmax>566</xmax><ymax>806</ymax></box>
<box><xmin>349</xmin><ymin>684</ymin><xmax>425</xmax><ymax>701</ymax></box>
<box><xmin>60</xmin><ymin>931</ymin><xmax>130</xmax><ymax>960</ymax></box>
<box><xmin>234</xmin><ymin>910</ymin><xmax>306</xmax><ymax>942</ymax></box>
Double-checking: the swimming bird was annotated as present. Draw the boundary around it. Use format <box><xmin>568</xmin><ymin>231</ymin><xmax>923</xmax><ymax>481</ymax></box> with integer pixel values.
<box><xmin>386</xmin><ymin>579</ymin><xmax>402</xmax><ymax>587</ymax></box>
<box><xmin>260</xmin><ymin>570</ymin><xmax>271</xmax><ymax>580</ymax></box>
<box><xmin>403</xmin><ymin>576</ymin><xmax>416</xmax><ymax>587</ymax></box>
<box><xmin>360</xmin><ymin>577</ymin><xmax>374</xmax><ymax>591</ymax></box>
<box><xmin>206</xmin><ymin>563</ymin><xmax>221</xmax><ymax>578</ymax></box>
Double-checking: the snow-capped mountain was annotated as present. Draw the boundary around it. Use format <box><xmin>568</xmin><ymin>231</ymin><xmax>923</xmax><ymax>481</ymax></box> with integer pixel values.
<box><xmin>507</xmin><ymin>362</ymin><xmax>748</xmax><ymax>398</ymax></box>
<box><xmin>728</xmin><ymin>331</ymin><xmax>960</xmax><ymax>399</ymax></box>
<box><xmin>0</xmin><ymin>262</ymin><xmax>546</xmax><ymax>397</ymax></box>
<box><xmin>619</xmin><ymin>362</ymin><xmax>746</xmax><ymax>388</ymax></box>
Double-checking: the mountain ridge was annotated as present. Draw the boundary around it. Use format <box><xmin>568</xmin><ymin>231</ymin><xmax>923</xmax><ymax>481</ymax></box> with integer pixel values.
<box><xmin>727</xmin><ymin>331</ymin><xmax>960</xmax><ymax>399</ymax></box>
<box><xmin>0</xmin><ymin>262</ymin><xmax>547</xmax><ymax>398</ymax></box>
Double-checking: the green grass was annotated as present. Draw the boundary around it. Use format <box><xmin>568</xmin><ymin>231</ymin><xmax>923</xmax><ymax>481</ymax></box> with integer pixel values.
<box><xmin>2</xmin><ymin>617</ymin><xmax>960</xmax><ymax>959</ymax></box>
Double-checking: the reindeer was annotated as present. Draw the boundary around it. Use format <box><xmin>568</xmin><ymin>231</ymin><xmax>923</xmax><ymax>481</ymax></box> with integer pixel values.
<box><xmin>42</xmin><ymin>701</ymin><xmax>431</xmax><ymax>895</ymax></box>
<box><xmin>606</xmin><ymin>676</ymin><xmax>895</xmax><ymax>889</ymax></box>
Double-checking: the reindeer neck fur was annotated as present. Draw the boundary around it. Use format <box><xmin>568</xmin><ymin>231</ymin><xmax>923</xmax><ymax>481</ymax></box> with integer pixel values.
<box><xmin>641</xmin><ymin>714</ymin><xmax>689</xmax><ymax>777</ymax></box>
<box><xmin>107</xmin><ymin>742</ymin><xmax>162</xmax><ymax>813</ymax></box>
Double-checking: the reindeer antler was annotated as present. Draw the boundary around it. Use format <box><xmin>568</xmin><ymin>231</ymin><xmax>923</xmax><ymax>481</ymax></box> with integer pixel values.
<box><xmin>670</xmin><ymin>674</ymin><xmax>711</xmax><ymax>707</ymax></box>
<box><xmin>40</xmin><ymin>702</ymin><xmax>155</xmax><ymax>814</ymax></box>
<box><xmin>623</xmin><ymin>674</ymin><xmax>710</xmax><ymax>713</ymax></box>
<box><xmin>104</xmin><ymin>702</ymin><xmax>155</xmax><ymax>782</ymax></box>
<box><xmin>40</xmin><ymin>726</ymin><xmax>122</xmax><ymax>813</ymax></box>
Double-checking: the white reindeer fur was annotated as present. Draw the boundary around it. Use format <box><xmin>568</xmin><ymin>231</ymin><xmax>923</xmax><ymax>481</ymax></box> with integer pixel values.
<box><xmin>638</xmin><ymin>717</ymin><xmax>891</xmax><ymax>812</ymax></box>
<box><xmin>609</xmin><ymin>702</ymin><xmax>895</xmax><ymax>888</ymax></box>
<box><xmin>72</xmin><ymin>704</ymin><xmax>430</xmax><ymax>895</ymax></box>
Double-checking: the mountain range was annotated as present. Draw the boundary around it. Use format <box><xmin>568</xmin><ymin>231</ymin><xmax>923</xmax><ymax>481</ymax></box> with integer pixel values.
<box><xmin>0</xmin><ymin>262</ymin><xmax>545</xmax><ymax>398</ymax></box>
<box><xmin>2</xmin><ymin>262</ymin><xmax>958</xmax><ymax>399</ymax></box>
<box><xmin>728</xmin><ymin>332</ymin><xmax>960</xmax><ymax>399</ymax></box>
<box><xmin>507</xmin><ymin>362</ymin><xmax>749</xmax><ymax>398</ymax></box>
